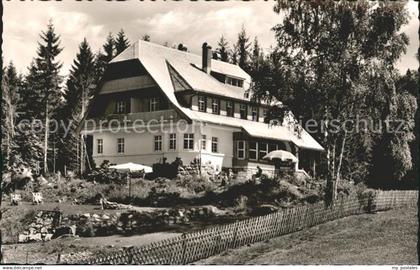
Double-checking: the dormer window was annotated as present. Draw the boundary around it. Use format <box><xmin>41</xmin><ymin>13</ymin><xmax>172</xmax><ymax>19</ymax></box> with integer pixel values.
<box><xmin>149</xmin><ymin>97</ymin><xmax>160</xmax><ymax>111</ymax></box>
<box><xmin>198</xmin><ymin>96</ymin><xmax>207</xmax><ymax>112</ymax></box>
<box><xmin>116</xmin><ymin>100</ymin><xmax>129</xmax><ymax>114</ymax></box>
<box><xmin>226</xmin><ymin>76</ymin><xmax>244</xmax><ymax>88</ymax></box>
<box><xmin>212</xmin><ymin>98</ymin><xmax>220</xmax><ymax>114</ymax></box>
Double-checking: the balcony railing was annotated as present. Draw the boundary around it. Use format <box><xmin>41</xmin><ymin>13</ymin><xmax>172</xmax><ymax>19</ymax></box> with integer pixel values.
<box><xmin>84</xmin><ymin>110</ymin><xmax>181</xmax><ymax>130</ymax></box>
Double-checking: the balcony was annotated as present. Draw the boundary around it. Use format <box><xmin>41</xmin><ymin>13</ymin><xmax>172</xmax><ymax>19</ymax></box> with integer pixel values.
<box><xmin>84</xmin><ymin>109</ymin><xmax>181</xmax><ymax>131</ymax></box>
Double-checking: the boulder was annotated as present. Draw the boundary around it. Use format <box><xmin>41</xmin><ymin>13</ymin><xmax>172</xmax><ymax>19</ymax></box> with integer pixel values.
<box><xmin>18</xmin><ymin>234</ymin><xmax>29</xmax><ymax>243</ymax></box>
<box><xmin>52</xmin><ymin>225</ymin><xmax>76</xmax><ymax>239</ymax></box>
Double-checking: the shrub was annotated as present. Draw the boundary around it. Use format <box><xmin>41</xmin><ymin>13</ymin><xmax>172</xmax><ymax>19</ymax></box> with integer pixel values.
<box><xmin>86</xmin><ymin>160</ymin><xmax>128</xmax><ymax>185</ymax></box>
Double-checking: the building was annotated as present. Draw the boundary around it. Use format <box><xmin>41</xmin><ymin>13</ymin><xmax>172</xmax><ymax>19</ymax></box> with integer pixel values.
<box><xmin>84</xmin><ymin>40</ymin><xmax>324</xmax><ymax>177</ymax></box>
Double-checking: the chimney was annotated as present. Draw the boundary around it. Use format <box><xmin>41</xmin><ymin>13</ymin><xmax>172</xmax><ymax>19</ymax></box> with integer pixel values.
<box><xmin>202</xmin><ymin>42</ymin><xmax>212</xmax><ymax>74</ymax></box>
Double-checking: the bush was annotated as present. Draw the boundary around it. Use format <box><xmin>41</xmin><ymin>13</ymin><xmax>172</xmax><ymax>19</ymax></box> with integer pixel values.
<box><xmin>86</xmin><ymin>160</ymin><xmax>128</xmax><ymax>185</ymax></box>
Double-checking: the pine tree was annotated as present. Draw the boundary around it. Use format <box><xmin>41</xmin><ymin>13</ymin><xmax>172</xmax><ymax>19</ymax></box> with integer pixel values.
<box><xmin>115</xmin><ymin>29</ymin><xmax>130</xmax><ymax>55</ymax></box>
<box><xmin>216</xmin><ymin>35</ymin><xmax>230</xmax><ymax>62</ymax></box>
<box><xmin>142</xmin><ymin>34</ymin><xmax>151</xmax><ymax>42</ymax></box>
<box><xmin>9</xmin><ymin>62</ymin><xmax>43</xmax><ymax>173</ymax></box>
<box><xmin>103</xmin><ymin>32</ymin><xmax>115</xmax><ymax>62</ymax></box>
<box><xmin>32</xmin><ymin>21</ymin><xmax>63</xmax><ymax>174</ymax></box>
<box><xmin>95</xmin><ymin>33</ymin><xmax>115</xmax><ymax>84</ymax></box>
<box><xmin>250</xmin><ymin>37</ymin><xmax>264</xmax><ymax>74</ymax></box>
<box><xmin>60</xmin><ymin>39</ymin><xmax>96</xmax><ymax>173</ymax></box>
<box><xmin>235</xmin><ymin>25</ymin><xmax>251</xmax><ymax>71</ymax></box>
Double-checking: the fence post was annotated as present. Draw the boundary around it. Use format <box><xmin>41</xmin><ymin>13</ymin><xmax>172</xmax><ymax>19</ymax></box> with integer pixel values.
<box><xmin>180</xmin><ymin>233</ymin><xmax>187</xmax><ymax>265</ymax></box>
<box><xmin>231</xmin><ymin>221</ymin><xmax>240</xmax><ymax>249</ymax></box>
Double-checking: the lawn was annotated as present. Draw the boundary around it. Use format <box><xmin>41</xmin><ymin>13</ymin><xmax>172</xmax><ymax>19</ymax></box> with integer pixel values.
<box><xmin>197</xmin><ymin>206</ymin><xmax>418</xmax><ymax>265</ymax></box>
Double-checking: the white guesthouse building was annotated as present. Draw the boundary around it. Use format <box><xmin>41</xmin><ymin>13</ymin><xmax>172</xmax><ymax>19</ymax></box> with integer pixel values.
<box><xmin>84</xmin><ymin>40</ymin><xmax>324</xmax><ymax>176</ymax></box>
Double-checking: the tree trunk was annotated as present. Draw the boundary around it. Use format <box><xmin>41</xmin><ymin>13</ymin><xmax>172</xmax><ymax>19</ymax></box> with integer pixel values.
<box><xmin>43</xmin><ymin>101</ymin><xmax>49</xmax><ymax>174</ymax></box>
<box><xmin>336</xmin><ymin>131</ymin><xmax>347</xmax><ymax>183</ymax></box>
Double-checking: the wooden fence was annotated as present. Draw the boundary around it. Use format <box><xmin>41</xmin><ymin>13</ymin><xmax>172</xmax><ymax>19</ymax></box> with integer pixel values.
<box><xmin>71</xmin><ymin>190</ymin><xmax>418</xmax><ymax>265</ymax></box>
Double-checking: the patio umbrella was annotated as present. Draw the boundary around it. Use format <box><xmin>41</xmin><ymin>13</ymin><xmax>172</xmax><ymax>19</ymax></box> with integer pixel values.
<box><xmin>263</xmin><ymin>150</ymin><xmax>298</xmax><ymax>163</ymax></box>
<box><xmin>109</xmin><ymin>162</ymin><xmax>153</xmax><ymax>173</ymax></box>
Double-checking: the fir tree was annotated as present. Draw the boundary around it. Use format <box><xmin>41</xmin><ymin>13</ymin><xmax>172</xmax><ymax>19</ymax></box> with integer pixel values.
<box><xmin>216</xmin><ymin>35</ymin><xmax>230</xmax><ymax>62</ymax></box>
<box><xmin>250</xmin><ymin>37</ymin><xmax>264</xmax><ymax>74</ymax></box>
<box><xmin>235</xmin><ymin>25</ymin><xmax>251</xmax><ymax>71</ymax></box>
<box><xmin>32</xmin><ymin>21</ymin><xmax>63</xmax><ymax>174</ymax></box>
<box><xmin>115</xmin><ymin>29</ymin><xmax>130</xmax><ymax>55</ymax></box>
<box><xmin>60</xmin><ymin>39</ymin><xmax>96</xmax><ymax>173</ymax></box>
<box><xmin>103</xmin><ymin>32</ymin><xmax>115</xmax><ymax>62</ymax></box>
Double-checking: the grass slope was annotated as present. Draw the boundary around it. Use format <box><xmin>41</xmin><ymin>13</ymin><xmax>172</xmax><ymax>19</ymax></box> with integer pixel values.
<box><xmin>197</xmin><ymin>206</ymin><xmax>418</xmax><ymax>265</ymax></box>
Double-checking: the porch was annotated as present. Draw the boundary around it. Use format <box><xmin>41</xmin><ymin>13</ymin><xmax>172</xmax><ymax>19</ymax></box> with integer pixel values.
<box><xmin>232</xmin><ymin>132</ymin><xmax>319</xmax><ymax>178</ymax></box>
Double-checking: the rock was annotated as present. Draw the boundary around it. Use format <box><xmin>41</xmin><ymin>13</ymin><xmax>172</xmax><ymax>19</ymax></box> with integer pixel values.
<box><xmin>18</xmin><ymin>234</ymin><xmax>29</xmax><ymax>243</ymax></box>
<box><xmin>44</xmin><ymin>234</ymin><xmax>53</xmax><ymax>241</ymax></box>
<box><xmin>82</xmin><ymin>213</ymin><xmax>91</xmax><ymax>218</ymax></box>
<box><xmin>29</xmin><ymin>233</ymin><xmax>42</xmax><ymax>241</ymax></box>
<box><xmin>102</xmin><ymin>214</ymin><xmax>110</xmax><ymax>220</ymax></box>
<box><xmin>52</xmin><ymin>225</ymin><xmax>76</xmax><ymax>239</ymax></box>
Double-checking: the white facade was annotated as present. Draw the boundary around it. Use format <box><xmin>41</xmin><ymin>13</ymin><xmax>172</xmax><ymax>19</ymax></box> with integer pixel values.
<box><xmin>90</xmin><ymin>122</ymin><xmax>239</xmax><ymax>172</ymax></box>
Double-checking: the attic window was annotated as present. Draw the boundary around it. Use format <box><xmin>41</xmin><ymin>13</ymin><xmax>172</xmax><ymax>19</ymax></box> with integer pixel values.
<box><xmin>226</xmin><ymin>77</ymin><xmax>244</xmax><ymax>88</ymax></box>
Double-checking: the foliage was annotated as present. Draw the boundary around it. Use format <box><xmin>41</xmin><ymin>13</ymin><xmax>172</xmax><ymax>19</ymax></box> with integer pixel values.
<box><xmin>86</xmin><ymin>160</ymin><xmax>128</xmax><ymax>185</ymax></box>
<box><xmin>215</xmin><ymin>35</ymin><xmax>230</xmax><ymax>62</ymax></box>
<box><xmin>59</xmin><ymin>39</ymin><xmax>97</xmax><ymax>173</ymax></box>
<box><xmin>251</xmin><ymin>1</ymin><xmax>415</xmax><ymax>188</ymax></box>
<box><xmin>115</xmin><ymin>29</ymin><xmax>130</xmax><ymax>56</ymax></box>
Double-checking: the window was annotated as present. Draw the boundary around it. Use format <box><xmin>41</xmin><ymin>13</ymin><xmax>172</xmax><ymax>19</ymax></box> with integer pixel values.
<box><xmin>149</xmin><ymin>97</ymin><xmax>159</xmax><ymax>111</ymax></box>
<box><xmin>154</xmin><ymin>135</ymin><xmax>162</xmax><ymax>151</ymax></box>
<box><xmin>169</xmin><ymin>134</ymin><xmax>176</xmax><ymax>150</ymax></box>
<box><xmin>226</xmin><ymin>77</ymin><xmax>244</xmax><ymax>88</ymax></box>
<box><xmin>198</xmin><ymin>96</ymin><xmax>207</xmax><ymax>112</ymax></box>
<box><xmin>211</xmin><ymin>137</ymin><xmax>218</xmax><ymax>153</ymax></box>
<box><xmin>201</xmin><ymin>135</ymin><xmax>207</xmax><ymax>150</ymax></box>
<box><xmin>259</xmin><ymin>142</ymin><xmax>268</xmax><ymax>160</ymax></box>
<box><xmin>117</xmin><ymin>138</ymin><xmax>125</xmax><ymax>154</ymax></box>
<box><xmin>249</xmin><ymin>141</ymin><xmax>257</xmax><ymax>160</ymax></box>
<box><xmin>237</xmin><ymin>140</ymin><xmax>245</xmax><ymax>159</ymax></box>
<box><xmin>268</xmin><ymin>143</ymin><xmax>277</xmax><ymax>153</ymax></box>
<box><xmin>251</xmin><ymin>107</ymin><xmax>258</xmax><ymax>121</ymax></box>
<box><xmin>183</xmin><ymin>133</ymin><xmax>194</xmax><ymax>150</ymax></box>
<box><xmin>226</xmin><ymin>101</ymin><xmax>234</xmax><ymax>117</ymax></box>
<box><xmin>116</xmin><ymin>100</ymin><xmax>127</xmax><ymax>114</ymax></box>
<box><xmin>97</xmin><ymin>139</ymin><xmax>103</xmax><ymax>154</ymax></box>
<box><xmin>240</xmin><ymin>104</ymin><xmax>247</xmax><ymax>119</ymax></box>
<box><xmin>211</xmin><ymin>98</ymin><xmax>220</xmax><ymax>114</ymax></box>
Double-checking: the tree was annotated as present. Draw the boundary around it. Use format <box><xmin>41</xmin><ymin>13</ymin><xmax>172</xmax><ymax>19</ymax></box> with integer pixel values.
<box><xmin>235</xmin><ymin>25</ymin><xmax>251</xmax><ymax>71</ymax></box>
<box><xmin>60</xmin><ymin>38</ymin><xmax>96</xmax><ymax>174</ymax></box>
<box><xmin>115</xmin><ymin>29</ymin><xmax>130</xmax><ymax>55</ymax></box>
<box><xmin>103</xmin><ymin>33</ymin><xmax>115</xmax><ymax>62</ymax></box>
<box><xmin>177</xmin><ymin>43</ymin><xmax>188</xmax><ymax>52</ymax></box>
<box><xmin>249</xmin><ymin>37</ymin><xmax>265</xmax><ymax>76</ymax></box>
<box><xmin>142</xmin><ymin>34</ymin><xmax>151</xmax><ymax>42</ymax></box>
<box><xmin>31</xmin><ymin>21</ymin><xmax>63</xmax><ymax>174</ymax></box>
<box><xmin>94</xmin><ymin>33</ymin><xmax>115</xmax><ymax>87</ymax></box>
<box><xmin>253</xmin><ymin>1</ymin><xmax>412</xmax><ymax>196</ymax></box>
<box><xmin>216</xmin><ymin>35</ymin><xmax>230</xmax><ymax>62</ymax></box>
<box><xmin>9</xmin><ymin>61</ymin><xmax>44</xmax><ymax>173</ymax></box>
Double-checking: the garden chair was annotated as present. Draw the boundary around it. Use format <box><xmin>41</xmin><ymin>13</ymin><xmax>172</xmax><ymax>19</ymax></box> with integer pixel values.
<box><xmin>10</xmin><ymin>193</ymin><xmax>22</xmax><ymax>205</ymax></box>
<box><xmin>32</xmin><ymin>192</ymin><xmax>43</xmax><ymax>205</ymax></box>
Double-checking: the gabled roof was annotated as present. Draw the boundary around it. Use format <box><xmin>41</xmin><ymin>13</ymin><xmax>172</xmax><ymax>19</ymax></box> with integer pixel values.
<box><xmin>111</xmin><ymin>40</ymin><xmax>251</xmax><ymax>101</ymax></box>
<box><xmin>107</xmin><ymin>40</ymin><xmax>324</xmax><ymax>151</ymax></box>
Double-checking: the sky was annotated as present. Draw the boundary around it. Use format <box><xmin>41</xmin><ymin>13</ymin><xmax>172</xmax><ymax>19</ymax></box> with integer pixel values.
<box><xmin>3</xmin><ymin>1</ymin><xmax>419</xmax><ymax>77</ymax></box>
